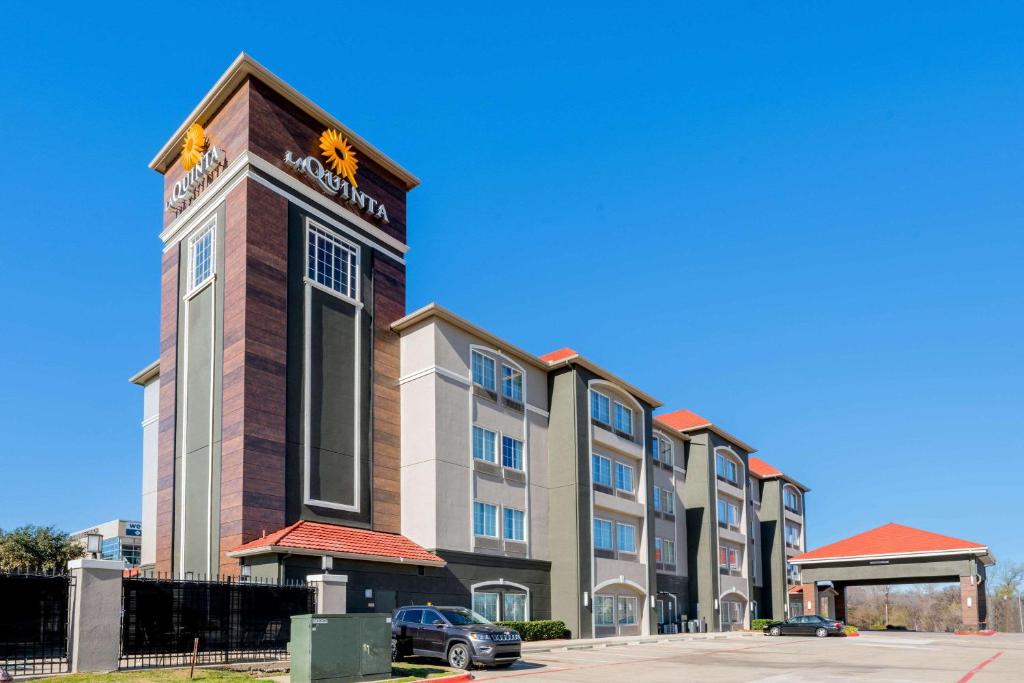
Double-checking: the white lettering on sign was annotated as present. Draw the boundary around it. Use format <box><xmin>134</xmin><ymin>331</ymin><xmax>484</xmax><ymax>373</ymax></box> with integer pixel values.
<box><xmin>166</xmin><ymin>147</ymin><xmax>226</xmax><ymax>212</ymax></box>
<box><xmin>284</xmin><ymin>151</ymin><xmax>390</xmax><ymax>224</ymax></box>
<box><xmin>312</xmin><ymin>618</ymin><xmax>328</xmax><ymax>625</ymax></box>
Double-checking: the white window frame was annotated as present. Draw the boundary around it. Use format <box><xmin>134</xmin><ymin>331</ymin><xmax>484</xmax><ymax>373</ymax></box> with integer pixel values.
<box><xmin>501</xmin><ymin>435</ymin><xmax>524</xmax><ymax>470</ymax></box>
<box><xmin>716</xmin><ymin>453</ymin><xmax>739</xmax><ymax>485</ymax></box>
<box><xmin>471</xmin><ymin>350</ymin><xmax>497</xmax><ymax>391</ymax></box>
<box><xmin>593</xmin><ymin>518</ymin><xmax>614</xmax><ymax>550</ymax></box>
<box><xmin>591</xmin><ymin>391</ymin><xmax>611</xmax><ymax>424</ymax></box>
<box><xmin>613</xmin><ymin>401</ymin><xmax>633</xmax><ymax>435</ymax></box>
<box><xmin>473</xmin><ymin>501</ymin><xmax>498</xmax><ymax>538</ymax></box>
<box><xmin>186</xmin><ymin>220</ymin><xmax>216</xmax><ymax>295</ymax></box>
<box><xmin>615</xmin><ymin>461</ymin><xmax>634</xmax><ymax>493</ymax></box>
<box><xmin>784</xmin><ymin>486</ymin><xmax>802</xmax><ymax>514</ymax></box>
<box><xmin>616</xmin><ymin>596</ymin><xmax>638</xmax><ymax>625</ymax></box>
<box><xmin>616</xmin><ymin>522</ymin><xmax>637</xmax><ymax>554</ymax></box>
<box><xmin>719</xmin><ymin>544</ymin><xmax>740</xmax><ymax>572</ymax></box>
<box><xmin>662</xmin><ymin>538</ymin><xmax>676</xmax><ymax>565</ymax></box>
<box><xmin>501</xmin><ymin>364</ymin><xmax>523</xmax><ymax>402</ymax></box>
<box><xmin>661</xmin><ymin>487</ymin><xmax>675</xmax><ymax>515</ymax></box>
<box><xmin>594</xmin><ymin>595</ymin><xmax>615</xmax><ymax>626</ymax></box>
<box><xmin>305</xmin><ymin>223</ymin><xmax>360</xmax><ymax>302</ymax></box>
<box><xmin>592</xmin><ymin>454</ymin><xmax>612</xmax><ymax>488</ymax></box>
<box><xmin>473</xmin><ymin>591</ymin><xmax>499</xmax><ymax>621</ymax></box>
<box><xmin>503</xmin><ymin>507</ymin><xmax>525</xmax><ymax>542</ymax></box>
<box><xmin>718</xmin><ymin>499</ymin><xmax>739</xmax><ymax>529</ymax></box>
<box><xmin>472</xmin><ymin>426</ymin><xmax>497</xmax><ymax>463</ymax></box>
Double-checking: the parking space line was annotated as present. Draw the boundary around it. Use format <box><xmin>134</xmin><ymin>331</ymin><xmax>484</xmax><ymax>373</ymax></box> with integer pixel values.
<box><xmin>956</xmin><ymin>651</ymin><xmax>1003</xmax><ymax>683</ymax></box>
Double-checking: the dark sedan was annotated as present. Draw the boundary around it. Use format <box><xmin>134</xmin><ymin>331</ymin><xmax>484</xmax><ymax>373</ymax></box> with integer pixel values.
<box><xmin>763</xmin><ymin>614</ymin><xmax>844</xmax><ymax>637</ymax></box>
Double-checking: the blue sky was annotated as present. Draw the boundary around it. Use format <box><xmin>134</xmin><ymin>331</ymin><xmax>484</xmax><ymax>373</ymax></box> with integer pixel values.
<box><xmin>0</xmin><ymin>3</ymin><xmax>1020</xmax><ymax>564</ymax></box>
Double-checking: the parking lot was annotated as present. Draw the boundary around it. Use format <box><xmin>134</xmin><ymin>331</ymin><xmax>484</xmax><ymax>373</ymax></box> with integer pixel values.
<box><xmin>469</xmin><ymin>631</ymin><xmax>1023</xmax><ymax>682</ymax></box>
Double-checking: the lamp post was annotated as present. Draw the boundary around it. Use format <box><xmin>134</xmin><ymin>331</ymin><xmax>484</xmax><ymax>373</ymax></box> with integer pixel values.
<box><xmin>85</xmin><ymin>533</ymin><xmax>103</xmax><ymax>560</ymax></box>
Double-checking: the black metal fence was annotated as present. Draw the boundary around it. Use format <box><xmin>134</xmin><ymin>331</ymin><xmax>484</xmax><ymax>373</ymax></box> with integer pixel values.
<box><xmin>119</xmin><ymin>575</ymin><xmax>316</xmax><ymax>669</ymax></box>
<box><xmin>0</xmin><ymin>571</ymin><xmax>72</xmax><ymax>675</ymax></box>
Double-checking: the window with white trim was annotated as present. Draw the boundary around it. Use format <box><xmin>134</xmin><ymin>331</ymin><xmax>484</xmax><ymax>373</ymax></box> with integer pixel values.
<box><xmin>473</xmin><ymin>592</ymin><xmax>499</xmax><ymax>621</ymax></box>
<box><xmin>614</xmin><ymin>402</ymin><xmax>633</xmax><ymax>435</ymax></box>
<box><xmin>721</xmin><ymin>599</ymin><xmax>743</xmax><ymax>624</ymax></box>
<box><xmin>718</xmin><ymin>499</ymin><xmax>739</xmax><ymax>529</ymax></box>
<box><xmin>503</xmin><ymin>507</ymin><xmax>525</xmax><ymax>541</ymax></box>
<box><xmin>187</xmin><ymin>222</ymin><xmax>215</xmax><ymax>294</ymax></box>
<box><xmin>661</xmin><ymin>488</ymin><xmax>675</xmax><ymax>515</ymax></box>
<box><xmin>471</xmin><ymin>351</ymin><xmax>496</xmax><ymax>391</ymax></box>
<box><xmin>473</xmin><ymin>501</ymin><xmax>497</xmax><ymax>537</ymax></box>
<box><xmin>594</xmin><ymin>595</ymin><xmax>615</xmax><ymax>625</ymax></box>
<box><xmin>653</xmin><ymin>435</ymin><xmax>673</xmax><ymax>466</ymax></box>
<box><xmin>503</xmin><ymin>593</ymin><xmax>526</xmax><ymax>621</ymax></box>
<box><xmin>785</xmin><ymin>523</ymin><xmax>801</xmax><ymax>549</ymax></box>
<box><xmin>472</xmin><ymin>426</ymin><xmax>497</xmax><ymax>463</ymax></box>
<box><xmin>501</xmin><ymin>365</ymin><xmax>523</xmax><ymax>402</ymax></box>
<box><xmin>615</xmin><ymin>462</ymin><xmax>634</xmax><ymax>493</ymax></box>
<box><xmin>501</xmin><ymin>436</ymin><xmax>523</xmax><ymax>470</ymax></box>
<box><xmin>307</xmin><ymin>224</ymin><xmax>358</xmax><ymax>299</ymax></box>
<box><xmin>617</xmin><ymin>596</ymin><xmax>637</xmax><ymax>625</ymax></box>
<box><xmin>592</xmin><ymin>454</ymin><xmax>612</xmax><ymax>487</ymax></box>
<box><xmin>719</xmin><ymin>544</ymin><xmax>741</xmax><ymax>573</ymax></box>
<box><xmin>616</xmin><ymin>522</ymin><xmax>637</xmax><ymax>553</ymax></box>
<box><xmin>656</xmin><ymin>537</ymin><xmax>676</xmax><ymax>565</ymax></box>
<box><xmin>593</xmin><ymin>518</ymin><xmax>613</xmax><ymax>550</ymax></box>
<box><xmin>716</xmin><ymin>453</ymin><xmax>739</xmax><ymax>485</ymax></box>
<box><xmin>591</xmin><ymin>391</ymin><xmax>610</xmax><ymax>424</ymax></box>
<box><xmin>784</xmin><ymin>487</ymin><xmax>801</xmax><ymax>514</ymax></box>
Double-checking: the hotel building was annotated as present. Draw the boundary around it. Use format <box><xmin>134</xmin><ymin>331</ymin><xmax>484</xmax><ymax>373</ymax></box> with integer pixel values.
<box><xmin>132</xmin><ymin>53</ymin><xmax>807</xmax><ymax>635</ymax></box>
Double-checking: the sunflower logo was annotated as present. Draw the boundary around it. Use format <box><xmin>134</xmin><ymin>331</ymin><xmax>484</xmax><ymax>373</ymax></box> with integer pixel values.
<box><xmin>180</xmin><ymin>123</ymin><xmax>207</xmax><ymax>171</ymax></box>
<box><xmin>319</xmin><ymin>129</ymin><xmax>359</xmax><ymax>187</ymax></box>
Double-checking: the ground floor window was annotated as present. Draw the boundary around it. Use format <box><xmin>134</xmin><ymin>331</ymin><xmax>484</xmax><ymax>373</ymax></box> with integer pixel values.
<box><xmin>595</xmin><ymin>595</ymin><xmax>615</xmax><ymax>626</ymax></box>
<box><xmin>721</xmin><ymin>599</ymin><xmax>744</xmax><ymax>625</ymax></box>
<box><xmin>473</xmin><ymin>585</ymin><xmax>528</xmax><ymax>622</ymax></box>
<box><xmin>617</xmin><ymin>596</ymin><xmax>637</xmax><ymax>625</ymax></box>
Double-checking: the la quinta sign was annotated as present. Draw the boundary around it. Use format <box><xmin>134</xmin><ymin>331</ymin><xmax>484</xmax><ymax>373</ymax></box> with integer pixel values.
<box><xmin>283</xmin><ymin>128</ymin><xmax>390</xmax><ymax>223</ymax></box>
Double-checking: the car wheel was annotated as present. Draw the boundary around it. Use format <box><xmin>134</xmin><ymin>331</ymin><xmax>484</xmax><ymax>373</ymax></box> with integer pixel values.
<box><xmin>770</xmin><ymin>626</ymin><xmax>781</xmax><ymax>636</ymax></box>
<box><xmin>448</xmin><ymin>642</ymin><xmax>472</xmax><ymax>669</ymax></box>
<box><xmin>391</xmin><ymin>638</ymin><xmax>402</xmax><ymax>662</ymax></box>
<box><xmin>815</xmin><ymin>627</ymin><xmax>828</xmax><ymax>638</ymax></box>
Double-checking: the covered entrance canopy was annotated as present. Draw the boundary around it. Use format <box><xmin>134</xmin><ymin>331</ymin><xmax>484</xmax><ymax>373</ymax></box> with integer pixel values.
<box><xmin>789</xmin><ymin>523</ymin><xmax>995</xmax><ymax>628</ymax></box>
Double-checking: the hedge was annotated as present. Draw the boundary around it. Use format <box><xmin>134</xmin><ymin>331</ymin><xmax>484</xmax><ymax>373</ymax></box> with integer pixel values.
<box><xmin>495</xmin><ymin>620</ymin><xmax>568</xmax><ymax>641</ymax></box>
<box><xmin>750</xmin><ymin>618</ymin><xmax>773</xmax><ymax>631</ymax></box>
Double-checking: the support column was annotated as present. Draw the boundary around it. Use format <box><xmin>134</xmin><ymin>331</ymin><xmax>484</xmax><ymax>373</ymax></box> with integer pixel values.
<box><xmin>68</xmin><ymin>559</ymin><xmax>124</xmax><ymax>673</ymax></box>
<box><xmin>307</xmin><ymin>574</ymin><xmax>349</xmax><ymax>614</ymax></box>
<box><xmin>800</xmin><ymin>582</ymin><xmax>818</xmax><ymax>616</ymax></box>
<box><xmin>960</xmin><ymin>576</ymin><xmax>980</xmax><ymax>628</ymax></box>
<box><xmin>834</xmin><ymin>584</ymin><xmax>847</xmax><ymax>623</ymax></box>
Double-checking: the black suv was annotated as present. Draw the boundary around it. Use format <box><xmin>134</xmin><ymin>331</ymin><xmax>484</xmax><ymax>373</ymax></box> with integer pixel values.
<box><xmin>391</xmin><ymin>605</ymin><xmax>521</xmax><ymax>669</ymax></box>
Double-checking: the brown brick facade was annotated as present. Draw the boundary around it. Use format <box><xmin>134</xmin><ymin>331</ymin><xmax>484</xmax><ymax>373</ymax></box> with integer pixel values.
<box><xmin>155</xmin><ymin>245</ymin><xmax>179</xmax><ymax>574</ymax></box>
<box><xmin>218</xmin><ymin>179</ymin><xmax>290</xmax><ymax>575</ymax></box>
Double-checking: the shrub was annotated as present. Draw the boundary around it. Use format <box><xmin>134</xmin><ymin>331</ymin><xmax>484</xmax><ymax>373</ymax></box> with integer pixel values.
<box><xmin>495</xmin><ymin>620</ymin><xmax>568</xmax><ymax>641</ymax></box>
<box><xmin>842</xmin><ymin>625</ymin><xmax>859</xmax><ymax>636</ymax></box>
<box><xmin>751</xmin><ymin>618</ymin><xmax>774</xmax><ymax>631</ymax></box>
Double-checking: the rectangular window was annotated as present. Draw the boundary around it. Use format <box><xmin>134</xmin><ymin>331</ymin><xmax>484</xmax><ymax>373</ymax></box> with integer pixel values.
<box><xmin>718</xmin><ymin>499</ymin><xmax>739</xmax><ymax>528</ymax></box>
<box><xmin>501</xmin><ymin>365</ymin><xmax>523</xmax><ymax>402</ymax></box>
<box><xmin>594</xmin><ymin>596</ymin><xmax>615</xmax><ymax>626</ymax></box>
<box><xmin>501</xmin><ymin>436</ymin><xmax>523</xmax><ymax>470</ymax></box>
<box><xmin>721</xmin><ymin>600</ymin><xmax>742</xmax><ymax>624</ymax></box>
<box><xmin>719</xmin><ymin>544</ymin><xmax>740</xmax><ymax>572</ymax></box>
<box><xmin>616</xmin><ymin>522</ymin><xmax>636</xmax><ymax>553</ymax></box>
<box><xmin>786</xmin><ymin>524</ymin><xmax>801</xmax><ymax>548</ymax></box>
<box><xmin>662</xmin><ymin>488</ymin><xmax>675</xmax><ymax>515</ymax></box>
<box><xmin>617</xmin><ymin>596</ymin><xmax>637</xmax><ymax>625</ymax></box>
<box><xmin>591</xmin><ymin>391</ymin><xmax>610</xmax><ymax>424</ymax></box>
<box><xmin>188</xmin><ymin>222</ymin><xmax>216</xmax><ymax>293</ymax></box>
<box><xmin>471</xmin><ymin>351</ymin><xmax>496</xmax><ymax>391</ymax></box>
<box><xmin>652</xmin><ymin>487</ymin><xmax>661</xmax><ymax>512</ymax></box>
<box><xmin>615</xmin><ymin>462</ymin><xmax>634</xmax><ymax>493</ymax></box>
<box><xmin>503</xmin><ymin>593</ymin><xmax>527</xmax><ymax>622</ymax></box>
<box><xmin>473</xmin><ymin>501</ymin><xmax>497</xmax><ymax>537</ymax></box>
<box><xmin>662</xmin><ymin>539</ymin><xmax>676</xmax><ymax>565</ymax></box>
<box><xmin>473</xmin><ymin>592</ymin><xmax>499</xmax><ymax>622</ymax></box>
<box><xmin>614</xmin><ymin>402</ymin><xmax>633</xmax><ymax>435</ymax></box>
<box><xmin>658</xmin><ymin>437</ymin><xmax>673</xmax><ymax>466</ymax></box>
<box><xmin>592</xmin><ymin>454</ymin><xmax>612</xmax><ymax>487</ymax></box>
<box><xmin>503</xmin><ymin>508</ymin><xmax>525</xmax><ymax>541</ymax></box>
<box><xmin>593</xmin><ymin>518</ymin><xmax>613</xmax><ymax>550</ymax></box>
<box><xmin>716</xmin><ymin>453</ymin><xmax>739</xmax><ymax>484</ymax></box>
<box><xmin>307</xmin><ymin>224</ymin><xmax>358</xmax><ymax>299</ymax></box>
<box><xmin>472</xmin><ymin>426</ymin><xmax>497</xmax><ymax>463</ymax></box>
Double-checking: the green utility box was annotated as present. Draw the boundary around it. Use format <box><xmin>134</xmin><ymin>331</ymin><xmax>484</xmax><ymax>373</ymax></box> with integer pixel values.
<box><xmin>289</xmin><ymin>613</ymin><xmax>392</xmax><ymax>683</ymax></box>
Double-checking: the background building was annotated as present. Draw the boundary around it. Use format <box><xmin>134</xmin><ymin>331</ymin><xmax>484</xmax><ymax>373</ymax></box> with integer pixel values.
<box><xmin>71</xmin><ymin>519</ymin><xmax>143</xmax><ymax>567</ymax></box>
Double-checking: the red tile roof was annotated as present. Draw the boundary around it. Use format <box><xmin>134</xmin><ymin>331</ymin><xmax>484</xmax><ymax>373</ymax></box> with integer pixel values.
<box><xmin>655</xmin><ymin>409</ymin><xmax>712</xmax><ymax>431</ymax></box>
<box><xmin>229</xmin><ymin>521</ymin><xmax>445</xmax><ymax>566</ymax></box>
<box><xmin>792</xmin><ymin>523</ymin><xmax>987</xmax><ymax>562</ymax></box>
<box><xmin>539</xmin><ymin>348</ymin><xmax>579</xmax><ymax>363</ymax></box>
<box><xmin>748</xmin><ymin>457</ymin><xmax>783</xmax><ymax>478</ymax></box>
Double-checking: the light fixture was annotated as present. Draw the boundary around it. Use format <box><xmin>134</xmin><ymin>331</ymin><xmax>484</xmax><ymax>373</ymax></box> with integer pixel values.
<box><xmin>86</xmin><ymin>533</ymin><xmax>103</xmax><ymax>559</ymax></box>
<box><xmin>364</xmin><ymin>588</ymin><xmax>374</xmax><ymax>599</ymax></box>
<box><xmin>582</xmin><ymin>592</ymin><xmax>589</xmax><ymax>607</ymax></box>
<box><xmin>322</xmin><ymin>556</ymin><xmax>334</xmax><ymax>571</ymax></box>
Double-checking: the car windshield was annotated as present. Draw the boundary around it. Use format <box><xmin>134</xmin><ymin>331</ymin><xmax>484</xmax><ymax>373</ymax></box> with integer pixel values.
<box><xmin>438</xmin><ymin>607</ymin><xmax>492</xmax><ymax>625</ymax></box>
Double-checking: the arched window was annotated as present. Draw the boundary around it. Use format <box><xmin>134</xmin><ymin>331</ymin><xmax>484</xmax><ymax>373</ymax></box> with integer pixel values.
<box><xmin>652</xmin><ymin>432</ymin><xmax>673</xmax><ymax>467</ymax></box>
<box><xmin>714</xmin><ymin>447</ymin><xmax>743</xmax><ymax>486</ymax></box>
<box><xmin>471</xmin><ymin>581</ymin><xmax>530</xmax><ymax>622</ymax></box>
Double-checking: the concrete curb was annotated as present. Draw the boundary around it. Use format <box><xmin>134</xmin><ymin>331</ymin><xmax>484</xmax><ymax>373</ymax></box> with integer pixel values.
<box><xmin>522</xmin><ymin>631</ymin><xmax>759</xmax><ymax>654</ymax></box>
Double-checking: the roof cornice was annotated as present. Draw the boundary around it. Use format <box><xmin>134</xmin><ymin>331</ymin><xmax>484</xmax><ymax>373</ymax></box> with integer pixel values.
<box><xmin>149</xmin><ymin>53</ymin><xmax>420</xmax><ymax>190</ymax></box>
<box><xmin>129</xmin><ymin>360</ymin><xmax>160</xmax><ymax>385</ymax></box>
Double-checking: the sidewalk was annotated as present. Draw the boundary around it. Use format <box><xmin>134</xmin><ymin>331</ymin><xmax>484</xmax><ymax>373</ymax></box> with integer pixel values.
<box><xmin>522</xmin><ymin>630</ymin><xmax>759</xmax><ymax>653</ymax></box>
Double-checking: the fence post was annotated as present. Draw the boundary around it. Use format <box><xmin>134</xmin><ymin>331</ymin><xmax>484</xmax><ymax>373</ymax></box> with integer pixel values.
<box><xmin>306</xmin><ymin>574</ymin><xmax>348</xmax><ymax>614</ymax></box>
<box><xmin>67</xmin><ymin>559</ymin><xmax>123</xmax><ymax>673</ymax></box>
